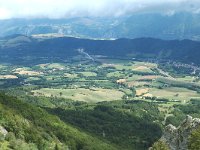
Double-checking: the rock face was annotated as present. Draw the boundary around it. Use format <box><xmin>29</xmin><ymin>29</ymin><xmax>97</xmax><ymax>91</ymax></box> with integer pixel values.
<box><xmin>0</xmin><ymin>125</ymin><xmax>8</xmax><ymax>140</ymax></box>
<box><xmin>161</xmin><ymin>115</ymin><xmax>200</xmax><ymax>150</ymax></box>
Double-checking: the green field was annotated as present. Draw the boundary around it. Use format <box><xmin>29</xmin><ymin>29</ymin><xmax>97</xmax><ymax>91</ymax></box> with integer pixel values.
<box><xmin>79</xmin><ymin>71</ymin><xmax>97</xmax><ymax>77</ymax></box>
<box><xmin>149</xmin><ymin>87</ymin><xmax>200</xmax><ymax>102</ymax></box>
<box><xmin>33</xmin><ymin>88</ymin><xmax>124</xmax><ymax>102</ymax></box>
<box><xmin>64</xmin><ymin>73</ymin><xmax>78</xmax><ymax>78</ymax></box>
<box><xmin>107</xmin><ymin>71</ymin><xmax>125</xmax><ymax>77</ymax></box>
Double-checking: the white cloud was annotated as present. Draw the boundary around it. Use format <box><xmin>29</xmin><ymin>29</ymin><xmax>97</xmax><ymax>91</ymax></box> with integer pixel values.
<box><xmin>0</xmin><ymin>0</ymin><xmax>200</xmax><ymax>19</ymax></box>
<box><xmin>0</xmin><ymin>8</ymin><xmax>11</xmax><ymax>19</ymax></box>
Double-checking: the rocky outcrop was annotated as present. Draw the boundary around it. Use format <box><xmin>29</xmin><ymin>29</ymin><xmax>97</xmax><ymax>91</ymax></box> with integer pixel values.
<box><xmin>0</xmin><ymin>125</ymin><xmax>8</xmax><ymax>140</ymax></box>
<box><xmin>161</xmin><ymin>115</ymin><xmax>200</xmax><ymax>150</ymax></box>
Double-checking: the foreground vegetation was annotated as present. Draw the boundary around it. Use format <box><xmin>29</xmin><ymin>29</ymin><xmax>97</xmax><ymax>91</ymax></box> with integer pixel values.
<box><xmin>48</xmin><ymin>101</ymin><xmax>163</xmax><ymax>149</ymax></box>
<box><xmin>0</xmin><ymin>92</ymin><xmax>165</xmax><ymax>150</ymax></box>
<box><xmin>0</xmin><ymin>93</ymin><xmax>118</xmax><ymax>150</ymax></box>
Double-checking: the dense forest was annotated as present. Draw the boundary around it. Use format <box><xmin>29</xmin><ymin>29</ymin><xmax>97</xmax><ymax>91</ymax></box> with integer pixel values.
<box><xmin>1</xmin><ymin>92</ymin><xmax>200</xmax><ymax>149</ymax></box>
<box><xmin>48</xmin><ymin>101</ymin><xmax>163</xmax><ymax>150</ymax></box>
<box><xmin>1</xmin><ymin>35</ymin><xmax>200</xmax><ymax>65</ymax></box>
<box><xmin>0</xmin><ymin>92</ymin><xmax>163</xmax><ymax>150</ymax></box>
<box><xmin>0</xmin><ymin>93</ymin><xmax>117</xmax><ymax>150</ymax></box>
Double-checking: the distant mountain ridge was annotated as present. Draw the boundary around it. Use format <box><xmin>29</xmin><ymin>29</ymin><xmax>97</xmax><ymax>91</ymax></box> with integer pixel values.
<box><xmin>1</xmin><ymin>12</ymin><xmax>200</xmax><ymax>40</ymax></box>
<box><xmin>1</xmin><ymin>35</ymin><xmax>200</xmax><ymax>65</ymax></box>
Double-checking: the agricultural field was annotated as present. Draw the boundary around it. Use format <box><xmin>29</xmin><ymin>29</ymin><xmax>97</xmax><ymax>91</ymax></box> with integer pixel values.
<box><xmin>149</xmin><ymin>87</ymin><xmax>200</xmax><ymax>102</ymax></box>
<box><xmin>79</xmin><ymin>71</ymin><xmax>97</xmax><ymax>77</ymax></box>
<box><xmin>33</xmin><ymin>88</ymin><xmax>124</xmax><ymax>102</ymax></box>
<box><xmin>0</xmin><ymin>57</ymin><xmax>200</xmax><ymax>105</ymax></box>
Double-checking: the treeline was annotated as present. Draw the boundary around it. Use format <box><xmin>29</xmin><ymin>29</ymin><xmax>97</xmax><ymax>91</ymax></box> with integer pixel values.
<box><xmin>157</xmin><ymin>77</ymin><xmax>200</xmax><ymax>92</ymax></box>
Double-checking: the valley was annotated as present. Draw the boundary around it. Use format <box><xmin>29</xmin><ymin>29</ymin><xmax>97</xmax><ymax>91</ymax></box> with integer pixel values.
<box><xmin>1</xmin><ymin>56</ymin><xmax>200</xmax><ymax>107</ymax></box>
<box><xmin>2</xmin><ymin>1</ymin><xmax>200</xmax><ymax>149</ymax></box>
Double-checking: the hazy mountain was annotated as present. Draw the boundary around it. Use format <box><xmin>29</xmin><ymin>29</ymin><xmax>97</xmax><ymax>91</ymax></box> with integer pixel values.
<box><xmin>0</xmin><ymin>17</ymin><xmax>124</xmax><ymax>39</ymax></box>
<box><xmin>1</xmin><ymin>12</ymin><xmax>200</xmax><ymax>40</ymax></box>
<box><xmin>111</xmin><ymin>12</ymin><xmax>200</xmax><ymax>40</ymax></box>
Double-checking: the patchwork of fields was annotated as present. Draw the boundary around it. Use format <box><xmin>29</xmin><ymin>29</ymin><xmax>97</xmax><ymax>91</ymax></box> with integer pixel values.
<box><xmin>0</xmin><ymin>58</ymin><xmax>200</xmax><ymax>105</ymax></box>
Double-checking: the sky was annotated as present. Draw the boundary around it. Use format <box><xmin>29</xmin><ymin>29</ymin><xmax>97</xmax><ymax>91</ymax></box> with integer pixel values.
<box><xmin>0</xmin><ymin>0</ymin><xmax>200</xmax><ymax>19</ymax></box>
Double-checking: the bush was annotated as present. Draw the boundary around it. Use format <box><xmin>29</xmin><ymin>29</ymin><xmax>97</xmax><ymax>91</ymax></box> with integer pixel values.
<box><xmin>151</xmin><ymin>140</ymin><xmax>169</xmax><ymax>150</ymax></box>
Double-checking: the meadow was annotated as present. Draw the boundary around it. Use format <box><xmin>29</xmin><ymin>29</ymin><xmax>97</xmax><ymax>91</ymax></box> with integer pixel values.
<box><xmin>33</xmin><ymin>88</ymin><xmax>124</xmax><ymax>102</ymax></box>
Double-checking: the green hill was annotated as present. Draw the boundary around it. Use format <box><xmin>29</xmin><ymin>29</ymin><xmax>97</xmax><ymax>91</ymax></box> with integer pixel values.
<box><xmin>0</xmin><ymin>92</ymin><xmax>164</xmax><ymax>150</ymax></box>
<box><xmin>2</xmin><ymin>35</ymin><xmax>200</xmax><ymax>65</ymax></box>
<box><xmin>0</xmin><ymin>93</ymin><xmax>117</xmax><ymax>150</ymax></box>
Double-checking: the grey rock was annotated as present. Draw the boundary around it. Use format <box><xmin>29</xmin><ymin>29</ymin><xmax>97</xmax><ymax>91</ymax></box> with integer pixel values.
<box><xmin>0</xmin><ymin>125</ymin><xmax>8</xmax><ymax>140</ymax></box>
<box><xmin>161</xmin><ymin>115</ymin><xmax>200</xmax><ymax>150</ymax></box>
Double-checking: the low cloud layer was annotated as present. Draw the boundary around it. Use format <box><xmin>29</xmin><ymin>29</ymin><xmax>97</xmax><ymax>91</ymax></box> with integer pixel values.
<box><xmin>0</xmin><ymin>0</ymin><xmax>200</xmax><ymax>19</ymax></box>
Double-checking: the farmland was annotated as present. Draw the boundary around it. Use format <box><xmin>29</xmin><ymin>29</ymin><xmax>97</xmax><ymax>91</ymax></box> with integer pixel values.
<box><xmin>0</xmin><ymin>57</ymin><xmax>200</xmax><ymax>106</ymax></box>
<box><xmin>33</xmin><ymin>88</ymin><xmax>124</xmax><ymax>102</ymax></box>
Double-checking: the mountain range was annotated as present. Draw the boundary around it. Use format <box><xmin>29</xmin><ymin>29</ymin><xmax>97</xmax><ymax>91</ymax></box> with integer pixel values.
<box><xmin>1</xmin><ymin>35</ymin><xmax>200</xmax><ymax>65</ymax></box>
<box><xmin>1</xmin><ymin>12</ymin><xmax>200</xmax><ymax>40</ymax></box>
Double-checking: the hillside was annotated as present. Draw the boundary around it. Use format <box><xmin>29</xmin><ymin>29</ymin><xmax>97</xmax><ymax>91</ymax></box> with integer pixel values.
<box><xmin>48</xmin><ymin>101</ymin><xmax>163</xmax><ymax>150</ymax></box>
<box><xmin>0</xmin><ymin>92</ymin><xmax>166</xmax><ymax>150</ymax></box>
<box><xmin>1</xmin><ymin>35</ymin><xmax>200</xmax><ymax>65</ymax></box>
<box><xmin>0</xmin><ymin>93</ymin><xmax>117</xmax><ymax>150</ymax></box>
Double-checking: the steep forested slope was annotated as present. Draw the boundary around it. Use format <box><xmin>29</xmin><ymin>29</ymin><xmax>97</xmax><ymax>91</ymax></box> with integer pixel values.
<box><xmin>0</xmin><ymin>92</ymin><xmax>164</xmax><ymax>150</ymax></box>
<box><xmin>0</xmin><ymin>93</ymin><xmax>117</xmax><ymax>150</ymax></box>
<box><xmin>48</xmin><ymin>101</ymin><xmax>163</xmax><ymax>150</ymax></box>
<box><xmin>1</xmin><ymin>35</ymin><xmax>200</xmax><ymax>65</ymax></box>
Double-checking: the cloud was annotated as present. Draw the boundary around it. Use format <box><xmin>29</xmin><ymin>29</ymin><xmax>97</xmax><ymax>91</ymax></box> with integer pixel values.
<box><xmin>0</xmin><ymin>0</ymin><xmax>200</xmax><ymax>19</ymax></box>
<box><xmin>0</xmin><ymin>8</ymin><xmax>11</xmax><ymax>19</ymax></box>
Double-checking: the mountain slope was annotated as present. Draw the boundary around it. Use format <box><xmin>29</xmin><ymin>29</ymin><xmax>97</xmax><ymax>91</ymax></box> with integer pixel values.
<box><xmin>1</xmin><ymin>35</ymin><xmax>200</xmax><ymax>65</ymax></box>
<box><xmin>48</xmin><ymin>101</ymin><xmax>163</xmax><ymax>150</ymax></box>
<box><xmin>111</xmin><ymin>13</ymin><xmax>200</xmax><ymax>40</ymax></box>
<box><xmin>1</xmin><ymin>13</ymin><xmax>200</xmax><ymax>40</ymax></box>
<box><xmin>0</xmin><ymin>93</ymin><xmax>117</xmax><ymax>150</ymax></box>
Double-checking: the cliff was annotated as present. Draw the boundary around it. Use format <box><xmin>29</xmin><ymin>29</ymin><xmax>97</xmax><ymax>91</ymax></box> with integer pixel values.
<box><xmin>151</xmin><ymin>115</ymin><xmax>200</xmax><ymax>150</ymax></box>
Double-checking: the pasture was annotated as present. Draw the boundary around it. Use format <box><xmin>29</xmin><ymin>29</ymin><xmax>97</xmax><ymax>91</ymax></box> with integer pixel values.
<box><xmin>32</xmin><ymin>88</ymin><xmax>125</xmax><ymax>102</ymax></box>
